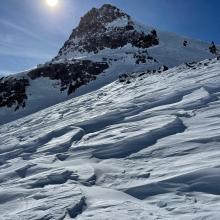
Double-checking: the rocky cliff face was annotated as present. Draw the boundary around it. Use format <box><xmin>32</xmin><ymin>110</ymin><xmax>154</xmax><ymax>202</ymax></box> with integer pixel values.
<box><xmin>55</xmin><ymin>4</ymin><xmax>159</xmax><ymax>59</ymax></box>
<box><xmin>28</xmin><ymin>60</ymin><xmax>109</xmax><ymax>95</ymax></box>
<box><xmin>0</xmin><ymin>60</ymin><xmax>108</xmax><ymax>111</ymax></box>
<box><xmin>0</xmin><ymin>77</ymin><xmax>29</xmax><ymax>110</ymax></box>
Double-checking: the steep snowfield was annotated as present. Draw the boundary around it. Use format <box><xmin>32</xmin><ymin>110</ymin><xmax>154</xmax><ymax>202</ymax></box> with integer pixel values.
<box><xmin>1</xmin><ymin>58</ymin><xmax>220</xmax><ymax>219</ymax></box>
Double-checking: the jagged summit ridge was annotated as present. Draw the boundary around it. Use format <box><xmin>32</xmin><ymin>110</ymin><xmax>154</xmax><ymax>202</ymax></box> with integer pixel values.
<box><xmin>71</xmin><ymin>4</ymin><xmax>131</xmax><ymax>38</ymax></box>
<box><xmin>56</xmin><ymin>4</ymin><xmax>159</xmax><ymax>59</ymax></box>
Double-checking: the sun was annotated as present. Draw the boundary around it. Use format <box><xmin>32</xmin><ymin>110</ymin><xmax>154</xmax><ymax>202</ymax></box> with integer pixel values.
<box><xmin>46</xmin><ymin>0</ymin><xmax>58</xmax><ymax>7</ymax></box>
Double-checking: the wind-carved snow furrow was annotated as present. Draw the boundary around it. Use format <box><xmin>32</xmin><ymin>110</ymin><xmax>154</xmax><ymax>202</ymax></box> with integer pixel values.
<box><xmin>134</xmin><ymin>89</ymin><xmax>197</xmax><ymax>111</ymax></box>
<box><xmin>125</xmin><ymin>86</ymin><xmax>219</xmax><ymax>124</ymax></box>
<box><xmin>190</xmin><ymin>136</ymin><xmax>220</xmax><ymax>144</ymax></box>
<box><xmin>15</xmin><ymin>164</ymin><xmax>36</xmax><ymax>178</ymax></box>
<box><xmin>107</xmin><ymin>86</ymin><xmax>218</xmax><ymax>126</ymax></box>
<box><xmin>36</xmin><ymin>128</ymin><xmax>85</xmax><ymax>155</ymax></box>
<box><xmin>56</xmin><ymin>153</ymin><xmax>70</xmax><ymax>161</ymax></box>
<box><xmin>67</xmin><ymin>196</ymin><xmax>87</xmax><ymax>218</ymax></box>
<box><xmin>0</xmin><ymin>126</ymin><xmax>85</xmax><ymax>165</ymax></box>
<box><xmin>75</xmin><ymin>111</ymin><xmax>125</xmax><ymax>134</ymax></box>
<box><xmin>0</xmin><ymin>126</ymin><xmax>74</xmax><ymax>161</ymax></box>
<box><xmin>0</xmin><ymin>184</ymin><xmax>85</xmax><ymax>220</ymax></box>
<box><xmin>72</xmin><ymin>86</ymin><xmax>212</xmax><ymax>137</ymax></box>
<box><xmin>29</xmin><ymin>170</ymin><xmax>78</xmax><ymax>188</ymax></box>
<box><xmin>124</xmin><ymin>167</ymin><xmax>220</xmax><ymax>199</ymax></box>
<box><xmin>177</xmin><ymin>87</ymin><xmax>218</xmax><ymax>111</ymax></box>
<box><xmin>73</xmin><ymin>116</ymin><xmax>186</xmax><ymax>159</ymax></box>
<box><xmin>81</xmin><ymin>173</ymin><xmax>97</xmax><ymax>186</ymax></box>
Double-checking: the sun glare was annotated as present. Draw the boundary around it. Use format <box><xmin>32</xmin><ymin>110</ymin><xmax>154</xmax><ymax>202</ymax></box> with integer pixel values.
<box><xmin>46</xmin><ymin>0</ymin><xmax>58</xmax><ymax>7</ymax></box>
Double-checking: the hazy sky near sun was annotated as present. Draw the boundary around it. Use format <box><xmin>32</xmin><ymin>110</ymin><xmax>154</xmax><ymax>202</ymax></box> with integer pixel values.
<box><xmin>1</xmin><ymin>0</ymin><xmax>220</xmax><ymax>75</ymax></box>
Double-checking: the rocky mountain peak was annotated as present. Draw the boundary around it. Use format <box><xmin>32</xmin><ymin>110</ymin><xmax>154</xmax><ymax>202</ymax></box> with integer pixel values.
<box><xmin>71</xmin><ymin>4</ymin><xmax>130</xmax><ymax>38</ymax></box>
<box><xmin>55</xmin><ymin>4</ymin><xmax>159</xmax><ymax>60</ymax></box>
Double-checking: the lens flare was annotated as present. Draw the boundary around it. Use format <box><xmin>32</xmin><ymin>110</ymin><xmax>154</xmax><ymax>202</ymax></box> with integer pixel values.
<box><xmin>46</xmin><ymin>0</ymin><xmax>58</xmax><ymax>7</ymax></box>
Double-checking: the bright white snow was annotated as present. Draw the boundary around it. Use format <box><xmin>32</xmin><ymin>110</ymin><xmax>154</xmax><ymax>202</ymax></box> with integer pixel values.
<box><xmin>0</xmin><ymin>58</ymin><xmax>220</xmax><ymax>219</ymax></box>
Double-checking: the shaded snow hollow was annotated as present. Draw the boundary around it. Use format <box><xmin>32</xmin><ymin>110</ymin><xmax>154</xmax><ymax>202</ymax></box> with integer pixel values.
<box><xmin>0</xmin><ymin>58</ymin><xmax>220</xmax><ymax>219</ymax></box>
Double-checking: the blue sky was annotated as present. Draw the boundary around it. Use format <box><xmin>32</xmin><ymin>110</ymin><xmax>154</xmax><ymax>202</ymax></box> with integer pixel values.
<box><xmin>1</xmin><ymin>0</ymin><xmax>220</xmax><ymax>75</ymax></box>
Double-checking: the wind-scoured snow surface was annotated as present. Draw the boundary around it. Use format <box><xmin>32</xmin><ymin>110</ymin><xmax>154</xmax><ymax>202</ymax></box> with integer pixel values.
<box><xmin>1</xmin><ymin>59</ymin><xmax>220</xmax><ymax>219</ymax></box>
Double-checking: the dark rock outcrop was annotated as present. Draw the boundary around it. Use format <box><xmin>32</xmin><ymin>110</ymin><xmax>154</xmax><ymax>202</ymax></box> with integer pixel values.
<box><xmin>183</xmin><ymin>40</ymin><xmax>188</xmax><ymax>47</ymax></box>
<box><xmin>159</xmin><ymin>65</ymin><xmax>169</xmax><ymax>72</ymax></box>
<box><xmin>56</xmin><ymin>5</ymin><xmax>159</xmax><ymax>58</ymax></box>
<box><xmin>0</xmin><ymin>60</ymin><xmax>108</xmax><ymax>110</ymax></box>
<box><xmin>0</xmin><ymin>77</ymin><xmax>29</xmax><ymax>110</ymax></box>
<box><xmin>71</xmin><ymin>4</ymin><xmax>130</xmax><ymax>38</ymax></box>
<box><xmin>209</xmin><ymin>41</ymin><xmax>218</xmax><ymax>55</ymax></box>
<box><xmin>28</xmin><ymin>60</ymin><xmax>109</xmax><ymax>95</ymax></box>
<box><xmin>134</xmin><ymin>50</ymin><xmax>158</xmax><ymax>64</ymax></box>
<box><xmin>119</xmin><ymin>65</ymin><xmax>169</xmax><ymax>83</ymax></box>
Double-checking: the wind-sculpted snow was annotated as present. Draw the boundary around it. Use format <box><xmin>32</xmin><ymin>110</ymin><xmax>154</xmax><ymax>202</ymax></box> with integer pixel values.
<box><xmin>77</xmin><ymin>116</ymin><xmax>186</xmax><ymax>159</ymax></box>
<box><xmin>0</xmin><ymin>59</ymin><xmax>220</xmax><ymax>219</ymax></box>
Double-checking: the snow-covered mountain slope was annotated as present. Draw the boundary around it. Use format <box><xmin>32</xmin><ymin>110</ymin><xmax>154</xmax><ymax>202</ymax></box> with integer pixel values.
<box><xmin>1</xmin><ymin>58</ymin><xmax>220</xmax><ymax>219</ymax></box>
<box><xmin>0</xmin><ymin>4</ymin><xmax>218</xmax><ymax>125</ymax></box>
